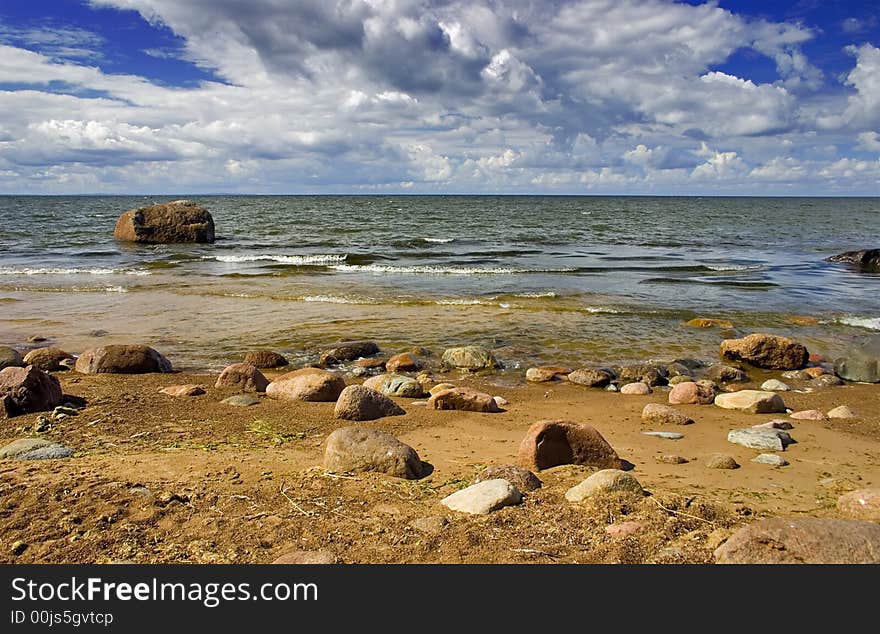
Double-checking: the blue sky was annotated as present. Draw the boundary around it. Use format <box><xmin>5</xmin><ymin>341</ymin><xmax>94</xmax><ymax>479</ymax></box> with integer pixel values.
<box><xmin>0</xmin><ymin>0</ymin><xmax>877</xmax><ymax>195</ymax></box>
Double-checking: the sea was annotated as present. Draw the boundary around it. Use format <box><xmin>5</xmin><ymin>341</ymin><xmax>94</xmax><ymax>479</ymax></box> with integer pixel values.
<box><xmin>0</xmin><ymin>195</ymin><xmax>877</xmax><ymax>372</ymax></box>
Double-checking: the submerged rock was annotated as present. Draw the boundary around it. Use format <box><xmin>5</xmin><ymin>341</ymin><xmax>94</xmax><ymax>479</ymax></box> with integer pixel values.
<box><xmin>386</xmin><ymin>352</ymin><xmax>421</xmax><ymax>373</ymax></box>
<box><xmin>426</xmin><ymin>387</ymin><xmax>500</xmax><ymax>412</ymax></box>
<box><xmin>319</xmin><ymin>341</ymin><xmax>380</xmax><ymax>366</ymax></box>
<box><xmin>526</xmin><ymin>366</ymin><xmax>571</xmax><ymax>382</ymax></box>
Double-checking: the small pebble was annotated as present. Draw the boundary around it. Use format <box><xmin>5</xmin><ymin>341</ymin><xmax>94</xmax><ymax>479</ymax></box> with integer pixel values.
<box><xmin>752</xmin><ymin>453</ymin><xmax>789</xmax><ymax>467</ymax></box>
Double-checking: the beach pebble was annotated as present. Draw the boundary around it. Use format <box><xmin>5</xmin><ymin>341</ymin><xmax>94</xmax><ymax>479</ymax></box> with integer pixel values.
<box><xmin>474</xmin><ymin>465</ymin><xmax>542</xmax><ymax>492</ymax></box>
<box><xmin>567</xmin><ymin>368</ymin><xmax>613</xmax><ymax>387</ymax></box>
<box><xmin>752</xmin><ymin>453</ymin><xmax>789</xmax><ymax>467</ymax></box>
<box><xmin>427</xmin><ymin>387</ymin><xmax>500</xmax><ymax>412</ymax></box>
<box><xmin>727</xmin><ymin>428</ymin><xmax>793</xmax><ymax>451</ymax></box>
<box><xmin>410</xmin><ymin>516</ymin><xmax>449</xmax><ymax>535</ymax></box>
<box><xmin>605</xmin><ymin>521</ymin><xmax>644</xmax><ymax>539</ymax></box>
<box><xmin>386</xmin><ymin>352</ymin><xmax>421</xmax><ymax>373</ymax></box>
<box><xmin>441</xmin><ymin>346</ymin><xmax>499</xmax><ymax>371</ymax></box>
<box><xmin>244</xmin><ymin>350</ymin><xmax>289</xmax><ymax>368</ymax></box>
<box><xmin>668</xmin><ymin>381</ymin><xmax>715</xmax><ymax>405</ymax></box>
<box><xmin>752</xmin><ymin>419</ymin><xmax>794</xmax><ymax>430</ymax></box>
<box><xmin>761</xmin><ymin>379</ymin><xmax>791</xmax><ymax>392</ymax></box>
<box><xmin>22</xmin><ymin>347</ymin><xmax>75</xmax><ymax>371</ymax></box>
<box><xmin>267</xmin><ymin>368</ymin><xmax>345</xmax><ymax>402</ymax></box>
<box><xmin>811</xmin><ymin>375</ymin><xmax>844</xmax><ymax>388</ymax></box>
<box><xmin>714</xmin><ymin>390</ymin><xmax>787</xmax><ymax>414</ymax></box>
<box><xmin>363</xmin><ymin>374</ymin><xmax>426</xmax><ymax>398</ymax></box>
<box><xmin>620</xmin><ymin>382</ymin><xmax>651</xmax><ymax>395</ymax></box>
<box><xmin>221</xmin><ymin>394</ymin><xmax>261</xmax><ymax>407</ymax></box>
<box><xmin>441</xmin><ymin>479</ymin><xmax>522</xmax><ymax>515</ymax></box>
<box><xmin>789</xmin><ymin>409</ymin><xmax>827</xmax><ymax>420</ymax></box>
<box><xmin>159</xmin><ymin>384</ymin><xmax>206</xmax><ymax>397</ymax></box>
<box><xmin>655</xmin><ymin>454</ymin><xmax>688</xmax><ymax>464</ymax></box>
<box><xmin>705</xmin><ymin>364</ymin><xmax>748</xmax><ymax>383</ymax></box>
<box><xmin>0</xmin><ymin>438</ymin><xmax>73</xmax><ymax>460</ymax></box>
<box><xmin>1</xmin><ymin>365</ymin><xmax>64</xmax><ymax>417</ymax></box>
<box><xmin>215</xmin><ymin>363</ymin><xmax>269</xmax><ymax>392</ymax></box>
<box><xmin>518</xmin><ymin>420</ymin><xmax>630</xmax><ymax>472</ymax></box>
<box><xmin>409</xmin><ymin>400</ymin><xmax>428</xmax><ymax>407</ymax></box>
<box><xmin>827</xmin><ymin>405</ymin><xmax>857</xmax><ymax>419</ymax></box>
<box><xmin>334</xmin><ymin>385</ymin><xmax>405</xmax><ymax>421</ymax></box>
<box><xmin>526</xmin><ymin>366</ymin><xmax>571</xmax><ymax>382</ymax></box>
<box><xmin>324</xmin><ymin>427</ymin><xmax>426</xmax><ymax>479</ymax></box>
<box><xmin>836</xmin><ymin>489</ymin><xmax>880</xmax><ymax>521</ymax></box>
<box><xmin>604</xmin><ymin>384</ymin><xmax>618</xmax><ymax>392</ymax></box>
<box><xmin>75</xmin><ymin>344</ymin><xmax>172</xmax><ymax>374</ymax></box>
<box><xmin>720</xmin><ymin>333</ymin><xmax>809</xmax><ymax>370</ymax></box>
<box><xmin>319</xmin><ymin>341</ymin><xmax>380</xmax><ymax>367</ymax></box>
<box><xmin>565</xmin><ymin>469</ymin><xmax>644</xmax><ymax>502</ymax></box>
<box><xmin>705</xmin><ymin>453</ymin><xmax>740</xmax><ymax>469</ymax></box>
<box><xmin>641</xmin><ymin>403</ymin><xmax>694</xmax><ymax>425</ymax></box>
<box><xmin>271</xmin><ymin>550</ymin><xmax>336</xmax><ymax>565</ymax></box>
<box><xmin>642</xmin><ymin>431</ymin><xmax>684</xmax><ymax>440</ymax></box>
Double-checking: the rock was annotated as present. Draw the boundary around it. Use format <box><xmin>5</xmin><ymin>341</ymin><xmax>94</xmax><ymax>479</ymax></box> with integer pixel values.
<box><xmin>642</xmin><ymin>431</ymin><xmax>684</xmax><ymax>439</ymax></box>
<box><xmin>714</xmin><ymin>390</ymin><xmax>786</xmax><ymax>414</ymax></box>
<box><xmin>440</xmin><ymin>479</ymin><xmax>522</xmax><ymax>515</ymax></box>
<box><xmin>518</xmin><ymin>420</ymin><xmax>631</xmax><ymax>472</ymax></box>
<box><xmin>720</xmin><ymin>333</ymin><xmax>809</xmax><ymax>370</ymax></box>
<box><xmin>222</xmin><ymin>394</ymin><xmax>261</xmax><ymax>407</ymax></box>
<box><xmin>825</xmin><ymin>248</ymin><xmax>880</xmax><ymax>270</ymax></box>
<box><xmin>353</xmin><ymin>357</ymin><xmax>387</xmax><ymax>370</ymax></box>
<box><xmin>113</xmin><ymin>199</ymin><xmax>215</xmax><ymax>243</ymax></box>
<box><xmin>605</xmin><ymin>521</ymin><xmax>644</xmax><ymax>539</ymax></box>
<box><xmin>827</xmin><ymin>405</ymin><xmax>857</xmax><ymax>419</ymax></box>
<box><xmin>0</xmin><ymin>347</ymin><xmax>24</xmax><ymax>370</ymax></box>
<box><xmin>837</xmin><ymin>489</ymin><xmax>880</xmax><ymax>521</ymax></box>
<box><xmin>0</xmin><ymin>438</ymin><xmax>73</xmax><ymax>460</ymax></box>
<box><xmin>386</xmin><ymin>352</ymin><xmax>421</xmax><ymax>373</ymax></box>
<box><xmin>567</xmin><ymin>368</ymin><xmax>613</xmax><ymax>387</ymax></box>
<box><xmin>267</xmin><ymin>368</ymin><xmax>346</xmax><ymax>402</ymax></box>
<box><xmin>426</xmin><ymin>387</ymin><xmax>500</xmax><ymax>413</ymax></box>
<box><xmin>789</xmin><ymin>409</ymin><xmax>827</xmax><ymax>420</ymax></box>
<box><xmin>214</xmin><ymin>363</ymin><xmax>269</xmax><ymax>392</ymax></box>
<box><xmin>673</xmin><ymin>358</ymin><xmax>707</xmax><ymax>372</ymax></box>
<box><xmin>656</xmin><ymin>454</ymin><xmax>688</xmax><ymax>464</ymax></box>
<box><xmin>271</xmin><ymin>551</ymin><xmax>336</xmax><ymax>564</ymax></box>
<box><xmin>604</xmin><ymin>384</ymin><xmax>618</xmax><ymax>392</ymax></box>
<box><xmin>667</xmin><ymin>375</ymin><xmax>693</xmax><ymax>385</ymax></box>
<box><xmin>752</xmin><ymin>419</ymin><xmax>794</xmax><ymax>430</ymax></box>
<box><xmin>319</xmin><ymin>341</ymin><xmax>380</xmax><ymax>366</ymax></box>
<box><xmin>159</xmin><ymin>384</ymin><xmax>205</xmax><ymax>397</ymax></box>
<box><xmin>410</xmin><ymin>516</ymin><xmax>449</xmax><ymax>535</ymax></box>
<box><xmin>642</xmin><ymin>403</ymin><xmax>694</xmax><ymax>425</ymax></box>
<box><xmin>75</xmin><ymin>344</ymin><xmax>172</xmax><ymax>374</ymax></box>
<box><xmin>616</xmin><ymin>364</ymin><xmax>666</xmax><ymax>387</ymax></box>
<box><xmin>705</xmin><ymin>453</ymin><xmax>740</xmax><ymax>469</ymax></box>
<box><xmin>668</xmin><ymin>381</ymin><xmax>716</xmax><ymax>405</ymax></box>
<box><xmin>727</xmin><ymin>428</ymin><xmax>793</xmax><ymax>451</ymax></box>
<box><xmin>474</xmin><ymin>465</ymin><xmax>542</xmax><ymax>492</ymax></box>
<box><xmin>1</xmin><ymin>366</ymin><xmax>64</xmax><ymax>417</ymax></box>
<box><xmin>363</xmin><ymin>374</ymin><xmax>425</xmax><ymax>398</ymax></box>
<box><xmin>334</xmin><ymin>385</ymin><xmax>405</xmax><ymax>421</ymax></box>
<box><xmin>493</xmin><ymin>396</ymin><xmax>509</xmax><ymax>407</ymax></box>
<box><xmin>564</xmin><ymin>469</ymin><xmax>644</xmax><ymax>502</ymax></box>
<box><xmin>441</xmin><ymin>346</ymin><xmax>500</xmax><ymax>371</ymax></box>
<box><xmin>620</xmin><ymin>382</ymin><xmax>651</xmax><ymax>395</ymax></box>
<box><xmin>804</xmin><ymin>367</ymin><xmax>829</xmax><ymax>378</ymax></box>
<box><xmin>665</xmin><ymin>362</ymin><xmax>693</xmax><ymax>378</ymax></box>
<box><xmin>834</xmin><ymin>344</ymin><xmax>880</xmax><ymax>383</ymax></box>
<box><xmin>685</xmin><ymin>318</ymin><xmax>734</xmax><ymax>329</ymax></box>
<box><xmin>323</xmin><ymin>427</ymin><xmax>426</xmax><ymax>479</ymax></box>
<box><xmin>243</xmin><ymin>350</ymin><xmax>288</xmax><ymax>368</ymax></box>
<box><xmin>782</xmin><ymin>370</ymin><xmax>810</xmax><ymax>380</ymax></box>
<box><xmin>428</xmin><ymin>382</ymin><xmax>456</xmax><ymax>395</ymax></box>
<box><xmin>811</xmin><ymin>375</ymin><xmax>844</xmax><ymax>388</ymax></box>
<box><xmin>705</xmin><ymin>364</ymin><xmax>748</xmax><ymax>383</ymax></box>
<box><xmin>761</xmin><ymin>379</ymin><xmax>791</xmax><ymax>391</ymax></box>
<box><xmin>526</xmin><ymin>366</ymin><xmax>571</xmax><ymax>382</ymax></box>
<box><xmin>752</xmin><ymin>453</ymin><xmax>789</xmax><ymax>467</ymax></box>
<box><xmin>714</xmin><ymin>517</ymin><xmax>880</xmax><ymax>563</ymax></box>
<box><xmin>22</xmin><ymin>347</ymin><xmax>74</xmax><ymax>371</ymax></box>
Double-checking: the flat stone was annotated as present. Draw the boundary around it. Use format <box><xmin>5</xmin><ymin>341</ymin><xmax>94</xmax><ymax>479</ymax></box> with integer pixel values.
<box><xmin>410</xmin><ymin>516</ymin><xmax>449</xmax><ymax>535</ymax></box>
<box><xmin>789</xmin><ymin>409</ymin><xmax>827</xmax><ymax>420</ymax></box>
<box><xmin>567</xmin><ymin>368</ymin><xmax>613</xmax><ymax>387</ymax></box>
<box><xmin>727</xmin><ymin>428</ymin><xmax>793</xmax><ymax>451</ymax></box>
<box><xmin>752</xmin><ymin>419</ymin><xmax>794</xmax><ymax>430</ymax></box>
<box><xmin>565</xmin><ymin>469</ymin><xmax>644</xmax><ymax>502</ymax></box>
<box><xmin>720</xmin><ymin>333</ymin><xmax>809</xmax><ymax>370</ymax></box>
<box><xmin>761</xmin><ymin>379</ymin><xmax>791</xmax><ymax>391</ymax></box>
<box><xmin>441</xmin><ymin>346</ymin><xmax>500</xmax><ymax>371</ymax></box>
<box><xmin>642</xmin><ymin>403</ymin><xmax>694</xmax><ymax>425</ymax></box>
<box><xmin>706</xmin><ymin>453</ymin><xmax>740</xmax><ymax>469</ymax></box>
<box><xmin>714</xmin><ymin>390</ymin><xmax>787</xmax><ymax>414</ymax></box>
<box><xmin>526</xmin><ymin>366</ymin><xmax>571</xmax><ymax>382</ymax></box>
<box><xmin>655</xmin><ymin>454</ymin><xmax>689</xmax><ymax>464</ymax></box>
<box><xmin>440</xmin><ymin>479</ymin><xmax>522</xmax><ymax>515</ymax></box>
<box><xmin>0</xmin><ymin>438</ymin><xmax>74</xmax><ymax>460</ymax></box>
<box><xmin>837</xmin><ymin>489</ymin><xmax>880</xmax><ymax>521</ymax></box>
<box><xmin>474</xmin><ymin>465</ymin><xmax>542</xmax><ymax>492</ymax></box>
<box><xmin>222</xmin><ymin>394</ymin><xmax>261</xmax><ymax>407</ymax></box>
<box><xmin>752</xmin><ymin>453</ymin><xmax>789</xmax><ymax>467</ymax></box>
<box><xmin>827</xmin><ymin>405</ymin><xmax>857</xmax><ymax>419</ymax></box>
<box><xmin>159</xmin><ymin>384</ymin><xmax>205</xmax><ymax>397</ymax></box>
<box><xmin>426</xmin><ymin>387</ymin><xmax>500</xmax><ymax>412</ymax></box>
<box><xmin>319</xmin><ymin>341</ymin><xmax>380</xmax><ymax>366</ymax></box>
<box><xmin>642</xmin><ymin>431</ymin><xmax>684</xmax><ymax>440</ymax></box>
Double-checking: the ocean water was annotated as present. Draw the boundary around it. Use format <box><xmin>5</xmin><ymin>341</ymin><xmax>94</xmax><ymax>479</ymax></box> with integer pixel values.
<box><xmin>0</xmin><ymin>195</ymin><xmax>877</xmax><ymax>371</ymax></box>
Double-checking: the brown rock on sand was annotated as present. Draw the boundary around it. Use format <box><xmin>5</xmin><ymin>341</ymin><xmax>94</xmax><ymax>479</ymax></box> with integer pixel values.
<box><xmin>474</xmin><ymin>465</ymin><xmax>542</xmax><ymax>491</ymax></box>
<box><xmin>567</xmin><ymin>368</ymin><xmax>613</xmax><ymax>387</ymax></box>
<box><xmin>243</xmin><ymin>350</ymin><xmax>289</xmax><ymax>368</ymax></box>
<box><xmin>266</xmin><ymin>368</ymin><xmax>345</xmax><ymax>402</ymax></box>
<box><xmin>1</xmin><ymin>366</ymin><xmax>64</xmax><ymax>417</ymax></box>
<box><xmin>214</xmin><ymin>363</ymin><xmax>269</xmax><ymax>392</ymax></box>
<box><xmin>159</xmin><ymin>384</ymin><xmax>206</xmax><ymax>397</ymax></box>
<box><xmin>22</xmin><ymin>347</ymin><xmax>75</xmax><ymax>371</ymax></box>
<box><xmin>324</xmin><ymin>427</ymin><xmax>426</xmax><ymax>479</ymax></box>
<box><xmin>113</xmin><ymin>200</ymin><xmax>215</xmax><ymax>243</ymax></box>
<box><xmin>75</xmin><ymin>344</ymin><xmax>172</xmax><ymax>374</ymax></box>
<box><xmin>837</xmin><ymin>489</ymin><xmax>880</xmax><ymax>521</ymax></box>
<box><xmin>333</xmin><ymin>385</ymin><xmax>405</xmax><ymax>421</ymax></box>
<box><xmin>526</xmin><ymin>366</ymin><xmax>572</xmax><ymax>382</ymax></box>
<box><xmin>517</xmin><ymin>420</ymin><xmax>631</xmax><ymax>472</ymax></box>
<box><xmin>426</xmin><ymin>387</ymin><xmax>500</xmax><ymax>412</ymax></box>
<box><xmin>319</xmin><ymin>341</ymin><xmax>380</xmax><ymax>367</ymax></box>
<box><xmin>668</xmin><ymin>381</ymin><xmax>716</xmax><ymax>405</ymax></box>
<box><xmin>271</xmin><ymin>550</ymin><xmax>336</xmax><ymax>564</ymax></box>
<box><xmin>720</xmin><ymin>333</ymin><xmax>809</xmax><ymax>370</ymax></box>
<box><xmin>386</xmin><ymin>352</ymin><xmax>421</xmax><ymax>373</ymax></box>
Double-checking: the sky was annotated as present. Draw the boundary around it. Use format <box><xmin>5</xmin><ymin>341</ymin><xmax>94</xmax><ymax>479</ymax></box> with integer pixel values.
<box><xmin>0</xmin><ymin>0</ymin><xmax>877</xmax><ymax>195</ymax></box>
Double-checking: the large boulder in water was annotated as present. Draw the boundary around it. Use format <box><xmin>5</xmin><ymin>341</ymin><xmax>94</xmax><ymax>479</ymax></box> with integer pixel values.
<box><xmin>1</xmin><ymin>366</ymin><xmax>64</xmax><ymax>417</ymax></box>
<box><xmin>720</xmin><ymin>333</ymin><xmax>808</xmax><ymax>370</ymax></box>
<box><xmin>113</xmin><ymin>200</ymin><xmax>215</xmax><ymax>244</ymax></box>
<box><xmin>825</xmin><ymin>249</ymin><xmax>880</xmax><ymax>271</ymax></box>
<box><xmin>75</xmin><ymin>345</ymin><xmax>172</xmax><ymax>374</ymax></box>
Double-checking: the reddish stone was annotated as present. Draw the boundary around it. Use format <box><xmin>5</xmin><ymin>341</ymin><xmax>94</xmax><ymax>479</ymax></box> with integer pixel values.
<box><xmin>215</xmin><ymin>363</ymin><xmax>269</xmax><ymax>392</ymax></box>
<box><xmin>517</xmin><ymin>420</ymin><xmax>631</xmax><ymax>472</ymax></box>
<box><xmin>426</xmin><ymin>387</ymin><xmax>500</xmax><ymax>413</ymax></box>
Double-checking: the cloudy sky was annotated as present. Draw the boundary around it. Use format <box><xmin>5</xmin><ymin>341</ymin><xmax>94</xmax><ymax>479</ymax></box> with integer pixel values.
<box><xmin>0</xmin><ymin>0</ymin><xmax>878</xmax><ymax>195</ymax></box>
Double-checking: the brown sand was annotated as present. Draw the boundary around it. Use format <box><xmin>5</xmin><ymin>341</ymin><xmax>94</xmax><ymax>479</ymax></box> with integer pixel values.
<box><xmin>1</xmin><ymin>367</ymin><xmax>878</xmax><ymax>564</ymax></box>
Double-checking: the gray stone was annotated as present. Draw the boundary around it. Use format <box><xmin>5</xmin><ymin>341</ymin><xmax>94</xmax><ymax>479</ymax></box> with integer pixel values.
<box><xmin>441</xmin><ymin>346</ymin><xmax>500</xmax><ymax>371</ymax></box>
<box><xmin>727</xmin><ymin>428</ymin><xmax>793</xmax><ymax>451</ymax></box>
<box><xmin>319</xmin><ymin>341</ymin><xmax>380</xmax><ymax>366</ymax></box>
<box><xmin>761</xmin><ymin>379</ymin><xmax>791</xmax><ymax>392</ymax></box>
<box><xmin>564</xmin><ymin>469</ymin><xmax>644</xmax><ymax>501</ymax></box>
<box><xmin>0</xmin><ymin>438</ymin><xmax>73</xmax><ymax>460</ymax></box>
<box><xmin>642</xmin><ymin>431</ymin><xmax>684</xmax><ymax>439</ymax></box>
<box><xmin>440</xmin><ymin>479</ymin><xmax>522</xmax><ymax>515</ymax></box>
<box><xmin>752</xmin><ymin>453</ymin><xmax>789</xmax><ymax>467</ymax></box>
<box><xmin>222</xmin><ymin>395</ymin><xmax>261</xmax><ymax>407</ymax></box>
<box><xmin>833</xmin><ymin>343</ymin><xmax>880</xmax><ymax>383</ymax></box>
<box><xmin>324</xmin><ymin>427</ymin><xmax>425</xmax><ymax>479</ymax></box>
<box><xmin>714</xmin><ymin>390</ymin><xmax>787</xmax><ymax>414</ymax></box>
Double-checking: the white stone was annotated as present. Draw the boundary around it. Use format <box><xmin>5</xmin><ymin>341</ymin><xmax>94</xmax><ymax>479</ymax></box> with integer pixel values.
<box><xmin>565</xmin><ymin>469</ymin><xmax>644</xmax><ymax>502</ymax></box>
<box><xmin>752</xmin><ymin>453</ymin><xmax>789</xmax><ymax>467</ymax></box>
<box><xmin>440</xmin><ymin>479</ymin><xmax>522</xmax><ymax>515</ymax></box>
<box><xmin>714</xmin><ymin>390</ymin><xmax>786</xmax><ymax>414</ymax></box>
<box><xmin>761</xmin><ymin>379</ymin><xmax>791</xmax><ymax>391</ymax></box>
<box><xmin>827</xmin><ymin>405</ymin><xmax>857</xmax><ymax>419</ymax></box>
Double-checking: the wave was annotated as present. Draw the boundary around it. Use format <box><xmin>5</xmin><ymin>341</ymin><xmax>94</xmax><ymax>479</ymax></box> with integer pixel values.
<box><xmin>422</xmin><ymin>237</ymin><xmax>454</xmax><ymax>243</ymax></box>
<box><xmin>302</xmin><ymin>295</ymin><xmax>378</xmax><ymax>305</ymax></box>
<box><xmin>513</xmin><ymin>292</ymin><xmax>558</xmax><ymax>298</ymax></box>
<box><xmin>0</xmin><ymin>267</ymin><xmax>151</xmax><ymax>276</ymax></box>
<box><xmin>3</xmin><ymin>285</ymin><xmax>128</xmax><ymax>293</ymax></box>
<box><xmin>705</xmin><ymin>264</ymin><xmax>765</xmax><ymax>272</ymax></box>
<box><xmin>329</xmin><ymin>264</ymin><xmax>576</xmax><ymax>275</ymax></box>
<box><xmin>838</xmin><ymin>316</ymin><xmax>880</xmax><ymax>331</ymax></box>
<box><xmin>209</xmin><ymin>254</ymin><xmax>348</xmax><ymax>265</ymax></box>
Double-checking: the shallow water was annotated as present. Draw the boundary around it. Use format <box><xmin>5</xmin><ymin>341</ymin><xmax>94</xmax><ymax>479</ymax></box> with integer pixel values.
<box><xmin>0</xmin><ymin>195</ymin><xmax>877</xmax><ymax>370</ymax></box>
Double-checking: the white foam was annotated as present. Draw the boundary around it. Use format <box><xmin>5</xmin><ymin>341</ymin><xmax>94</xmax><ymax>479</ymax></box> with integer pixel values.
<box><xmin>0</xmin><ymin>267</ymin><xmax>150</xmax><ymax>276</ymax></box>
<box><xmin>583</xmin><ymin>306</ymin><xmax>624</xmax><ymax>314</ymax></box>
<box><xmin>301</xmin><ymin>295</ymin><xmax>375</xmax><ymax>305</ymax></box>
<box><xmin>211</xmin><ymin>254</ymin><xmax>348</xmax><ymax>265</ymax></box>
<box><xmin>705</xmin><ymin>264</ymin><xmax>764</xmax><ymax>272</ymax></box>
<box><xmin>838</xmin><ymin>316</ymin><xmax>880</xmax><ymax>331</ymax></box>
<box><xmin>422</xmin><ymin>237</ymin><xmax>454</xmax><ymax>243</ymax></box>
<box><xmin>434</xmin><ymin>299</ymin><xmax>488</xmax><ymax>306</ymax></box>
<box><xmin>330</xmin><ymin>264</ymin><xmax>575</xmax><ymax>275</ymax></box>
<box><xmin>514</xmin><ymin>292</ymin><xmax>557</xmax><ymax>298</ymax></box>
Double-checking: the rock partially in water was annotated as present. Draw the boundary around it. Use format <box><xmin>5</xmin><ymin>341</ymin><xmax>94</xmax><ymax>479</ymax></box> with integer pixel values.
<box><xmin>752</xmin><ymin>453</ymin><xmax>789</xmax><ymax>467</ymax></box>
<box><xmin>616</xmin><ymin>364</ymin><xmax>666</xmax><ymax>387</ymax></box>
<box><xmin>827</xmin><ymin>405</ymin><xmax>857</xmax><ymax>419</ymax></box>
<box><xmin>720</xmin><ymin>333</ymin><xmax>809</xmax><ymax>370</ymax></box>
<box><xmin>760</xmin><ymin>379</ymin><xmax>791</xmax><ymax>392</ymax></box>
<box><xmin>113</xmin><ymin>200</ymin><xmax>215</xmax><ymax>243</ymax></box>
<box><xmin>833</xmin><ymin>343</ymin><xmax>880</xmax><ymax>383</ymax></box>
<box><xmin>825</xmin><ymin>248</ymin><xmax>880</xmax><ymax>271</ymax></box>
<box><xmin>441</xmin><ymin>346</ymin><xmax>500</xmax><ymax>371</ymax></box>
<box><xmin>244</xmin><ymin>350</ymin><xmax>289</xmax><ymax>368</ymax></box>
<box><xmin>685</xmin><ymin>318</ymin><xmax>734</xmax><ymax>329</ymax></box>
<box><xmin>386</xmin><ymin>352</ymin><xmax>422</xmax><ymax>373</ymax></box>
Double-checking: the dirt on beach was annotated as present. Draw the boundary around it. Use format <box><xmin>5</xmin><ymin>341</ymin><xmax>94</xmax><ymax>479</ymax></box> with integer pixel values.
<box><xmin>1</xmin><ymin>366</ymin><xmax>879</xmax><ymax>564</ymax></box>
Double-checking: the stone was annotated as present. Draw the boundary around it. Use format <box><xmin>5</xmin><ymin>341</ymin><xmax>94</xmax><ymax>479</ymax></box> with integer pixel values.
<box><xmin>441</xmin><ymin>479</ymin><xmax>522</xmax><ymax>515</ymax></box>
<box><xmin>752</xmin><ymin>419</ymin><xmax>794</xmax><ymax>430</ymax></box>
<box><xmin>564</xmin><ymin>469</ymin><xmax>644</xmax><ymax>501</ymax></box>
<box><xmin>668</xmin><ymin>375</ymin><xmax>693</xmax><ymax>385</ymax></box>
<box><xmin>761</xmin><ymin>379</ymin><xmax>791</xmax><ymax>392</ymax></box>
<box><xmin>159</xmin><ymin>384</ymin><xmax>205</xmax><ymax>397</ymax></box>
<box><xmin>429</xmin><ymin>382</ymin><xmax>456</xmax><ymax>395</ymax></box>
<box><xmin>271</xmin><ymin>551</ymin><xmax>336</xmax><ymax>564</ymax></box>
<box><xmin>604</xmin><ymin>384</ymin><xmax>618</xmax><ymax>392</ymax></box>
<box><xmin>0</xmin><ymin>347</ymin><xmax>24</xmax><ymax>370</ymax></box>
<box><xmin>566</xmin><ymin>368</ymin><xmax>613</xmax><ymax>387</ymax></box>
<box><xmin>334</xmin><ymin>385</ymin><xmax>405</xmax><ymax>421</ymax></box>
<box><xmin>323</xmin><ymin>427</ymin><xmax>426</xmax><ymax>479</ymax></box>
<box><xmin>804</xmin><ymin>367</ymin><xmax>829</xmax><ymax>378</ymax></box>
<box><xmin>727</xmin><ymin>428</ymin><xmax>793</xmax><ymax>451</ymax></box>
<box><xmin>75</xmin><ymin>344</ymin><xmax>172</xmax><ymax>374</ymax></box>
<box><xmin>319</xmin><ymin>341</ymin><xmax>380</xmax><ymax>366</ymax></box>
<box><xmin>705</xmin><ymin>453</ymin><xmax>740</xmax><ymax>469</ymax></box>
<box><xmin>789</xmin><ymin>409</ymin><xmax>827</xmax><ymax>420</ymax></box>
<box><xmin>782</xmin><ymin>370</ymin><xmax>810</xmax><ymax>380</ymax></box>
<box><xmin>668</xmin><ymin>381</ymin><xmax>716</xmax><ymax>405</ymax></box>
<box><xmin>426</xmin><ymin>387</ymin><xmax>500</xmax><ymax>413</ymax></box>
<box><xmin>0</xmin><ymin>438</ymin><xmax>73</xmax><ymax>460</ymax></box>
<box><xmin>705</xmin><ymin>364</ymin><xmax>748</xmax><ymax>383</ymax></box>
<box><xmin>620</xmin><ymin>382</ymin><xmax>651</xmax><ymax>395</ymax></box>
<box><xmin>720</xmin><ymin>333</ymin><xmax>809</xmax><ymax>370</ymax></box>
<box><xmin>214</xmin><ymin>363</ymin><xmax>269</xmax><ymax>392</ymax></box>
<box><xmin>526</xmin><ymin>366</ymin><xmax>571</xmax><ymax>382</ymax></box>
<box><xmin>837</xmin><ymin>489</ymin><xmax>880</xmax><ymax>521</ymax></box>
<box><xmin>812</xmin><ymin>375</ymin><xmax>844</xmax><ymax>388</ymax></box>
<box><xmin>243</xmin><ymin>350</ymin><xmax>289</xmax><ymax>368</ymax></box>
<box><xmin>616</xmin><ymin>364</ymin><xmax>666</xmax><ymax>387</ymax></box>
<box><xmin>752</xmin><ymin>453</ymin><xmax>789</xmax><ymax>467</ymax></box>
<box><xmin>656</xmin><ymin>454</ymin><xmax>688</xmax><ymax>464</ymax></box>
<box><xmin>518</xmin><ymin>420</ymin><xmax>631</xmax><ymax>472</ymax></box>
<box><xmin>493</xmin><ymin>396</ymin><xmax>509</xmax><ymax>407</ymax></box>
<box><xmin>363</xmin><ymin>374</ymin><xmax>425</xmax><ymax>398</ymax></box>
<box><xmin>834</xmin><ymin>343</ymin><xmax>880</xmax><ymax>383</ymax></box>
<box><xmin>267</xmin><ymin>368</ymin><xmax>346</xmax><ymax>402</ymax></box>
<box><xmin>685</xmin><ymin>318</ymin><xmax>734</xmax><ymax>329</ymax></box>
<box><xmin>714</xmin><ymin>390</ymin><xmax>786</xmax><ymax>414</ymax></box>
<box><xmin>665</xmin><ymin>362</ymin><xmax>693</xmax><ymax>378</ymax></box>
<box><xmin>825</xmin><ymin>248</ymin><xmax>880</xmax><ymax>270</ymax></box>
<box><xmin>605</xmin><ymin>521</ymin><xmax>644</xmax><ymax>539</ymax></box>
<box><xmin>714</xmin><ymin>517</ymin><xmax>880</xmax><ymax>564</ymax></box>
<box><xmin>1</xmin><ymin>366</ymin><xmax>64</xmax><ymax>417</ymax></box>
<box><xmin>642</xmin><ymin>403</ymin><xmax>694</xmax><ymax>425</ymax></box>
<box><xmin>22</xmin><ymin>347</ymin><xmax>75</xmax><ymax>371</ymax></box>
<box><xmin>386</xmin><ymin>352</ymin><xmax>421</xmax><ymax>373</ymax></box>
<box><xmin>474</xmin><ymin>465</ymin><xmax>542</xmax><ymax>492</ymax></box>
<box><xmin>642</xmin><ymin>431</ymin><xmax>684</xmax><ymax>439</ymax></box>
<box><xmin>410</xmin><ymin>516</ymin><xmax>449</xmax><ymax>535</ymax></box>
<box><xmin>113</xmin><ymin>199</ymin><xmax>215</xmax><ymax>243</ymax></box>
<box><xmin>441</xmin><ymin>346</ymin><xmax>500</xmax><ymax>371</ymax></box>
<box><xmin>827</xmin><ymin>405</ymin><xmax>857</xmax><ymax>419</ymax></box>
<box><xmin>222</xmin><ymin>395</ymin><xmax>261</xmax><ymax>407</ymax></box>
<box><xmin>353</xmin><ymin>357</ymin><xmax>387</xmax><ymax>370</ymax></box>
